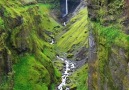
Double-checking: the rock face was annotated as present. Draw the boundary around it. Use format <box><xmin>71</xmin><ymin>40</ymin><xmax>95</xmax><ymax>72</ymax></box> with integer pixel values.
<box><xmin>60</xmin><ymin>0</ymin><xmax>81</xmax><ymax>18</ymax></box>
<box><xmin>87</xmin><ymin>0</ymin><xmax>129</xmax><ymax>90</ymax></box>
<box><xmin>87</xmin><ymin>0</ymin><xmax>129</xmax><ymax>32</ymax></box>
<box><xmin>67</xmin><ymin>0</ymin><xmax>81</xmax><ymax>13</ymax></box>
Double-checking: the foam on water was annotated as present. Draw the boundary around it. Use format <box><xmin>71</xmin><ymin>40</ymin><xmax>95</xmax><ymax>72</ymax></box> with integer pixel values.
<box><xmin>57</xmin><ymin>56</ymin><xmax>75</xmax><ymax>90</ymax></box>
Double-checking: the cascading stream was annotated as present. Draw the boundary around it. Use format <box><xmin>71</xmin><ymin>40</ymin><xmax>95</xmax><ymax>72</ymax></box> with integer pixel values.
<box><xmin>57</xmin><ymin>56</ymin><xmax>76</xmax><ymax>90</ymax></box>
<box><xmin>49</xmin><ymin>38</ymin><xmax>76</xmax><ymax>90</ymax></box>
<box><xmin>50</xmin><ymin>39</ymin><xmax>54</xmax><ymax>44</ymax></box>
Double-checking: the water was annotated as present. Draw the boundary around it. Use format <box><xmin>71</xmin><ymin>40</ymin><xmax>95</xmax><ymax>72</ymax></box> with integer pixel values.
<box><xmin>63</xmin><ymin>22</ymin><xmax>66</xmax><ymax>26</ymax></box>
<box><xmin>63</xmin><ymin>0</ymin><xmax>68</xmax><ymax>17</ymax></box>
<box><xmin>89</xmin><ymin>35</ymin><xmax>95</xmax><ymax>48</ymax></box>
<box><xmin>50</xmin><ymin>39</ymin><xmax>54</xmax><ymax>44</ymax></box>
<box><xmin>57</xmin><ymin>56</ymin><xmax>76</xmax><ymax>90</ymax></box>
<box><xmin>65</xmin><ymin>0</ymin><xmax>68</xmax><ymax>15</ymax></box>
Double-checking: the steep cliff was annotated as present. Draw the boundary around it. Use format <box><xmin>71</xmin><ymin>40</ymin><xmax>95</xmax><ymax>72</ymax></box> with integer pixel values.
<box><xmin>0</xmin><ymin>0</ymin><xmax>61</xmax><ymax>90</ymax></box>
<box><xmin>87</xmin><ymin>0</ymin><xmax>129</xmax><ymax>90</ymax></box>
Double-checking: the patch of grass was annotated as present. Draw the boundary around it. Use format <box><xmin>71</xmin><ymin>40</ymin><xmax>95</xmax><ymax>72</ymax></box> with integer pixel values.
<box><xmin>54</xmin><ymin>67</ymin><xmax>61</xmax><ymax>79</ymax></box>
<box><xmin>67</xmin><ymin>53</ymin><xmax>74</xmax><ymax>58</ymax></box>
<box><xmin>0</xmin><ymin>17</ymin><xmax>4</xmax><ymax>29</ymax></box>
<box><xmin>94</xmin><ymin>22</ymin><xmax>129</xmax><ymax>49</ymax></box>
<box><xmin>69</xmin><ymin>64</ymin><xmax>88</xmax><ymax>90</ymax></box>
<box><xmin>43</xmin><ymin>47</ymin><xmax>55</xmax><ymax>59</ymax></box>
<box><xmin>13</xmin><ymin>54</ymin><xmax>50</xmax><ymax>90</ymax></box>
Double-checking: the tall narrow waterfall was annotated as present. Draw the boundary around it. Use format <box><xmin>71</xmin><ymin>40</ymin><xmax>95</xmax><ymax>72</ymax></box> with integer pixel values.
<box><xmin>60</xmin><ymin>0</ymin><xmax>68</xmax><ymax>17</ymax></box>
<box><xmin>63</xmin><ymin>0</ymin><xmax>68</xmax><ymax>17</ymax></box>
<box><xmin>65</xmin><ymin>0</ymin><xmax>68</xmax><ymax>16</ymax></box>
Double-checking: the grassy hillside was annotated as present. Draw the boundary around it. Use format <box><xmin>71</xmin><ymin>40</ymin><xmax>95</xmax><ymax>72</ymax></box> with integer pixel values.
<box><xmin>57</xmin><ymin>7</ymin><xmax>88</xmax><ymax>52</ymax></box>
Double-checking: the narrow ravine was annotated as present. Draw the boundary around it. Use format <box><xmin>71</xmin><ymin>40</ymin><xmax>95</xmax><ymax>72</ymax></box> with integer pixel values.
<box><xmin>57</xmin><ymin>56</ymin><xmax>76</xmax><ymax>90</ymax></box>
<box><xmin>50</xmin><ymin>38</ymin><xmax>76</xmax><ymax>89</ymax></box>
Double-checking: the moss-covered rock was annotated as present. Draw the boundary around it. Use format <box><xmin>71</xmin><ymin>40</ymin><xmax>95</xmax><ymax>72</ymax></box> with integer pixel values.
<box><xmin>88</xmin><ymin>22</ymin><xmax>129</xmax><ymax>90</ymax></box>
<box><xmin>87</xmin><ymin>0</ymin><xmax>129</xmax><ymax>89</ymax></box>
<box><xmin>13</xmin><ymin>55</ymin><xmax>50</xmax><ymax>90</ymax></box>
<box><xmin>0</xmin><ymin>0</ymin><xmax>61</xmax><ymax>89</ymax></box>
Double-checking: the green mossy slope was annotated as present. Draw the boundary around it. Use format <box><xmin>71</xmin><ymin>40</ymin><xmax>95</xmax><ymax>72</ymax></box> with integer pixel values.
<box><xmin>69</xmin><ymin>64</ymin><xmax>88</xmax><ymax>90</ymax></box>
<box><xmin>14</xmin><ymin>55</ymin><xmax>50</xmax><ymax>90</ymax></box>
<box><xmin>94</xmin><ymin>23</ymin><xmax>129</xmax><ymax>49</ymax></box>
<box><xmin>57</xmin><ymin>7</ymin><xmax>89</xmax><ymax>54</ymax></box>
<box><xmin>0</xmin><ymin>0</ymin><xmax>61</xmax><ymax>90</ymax></box>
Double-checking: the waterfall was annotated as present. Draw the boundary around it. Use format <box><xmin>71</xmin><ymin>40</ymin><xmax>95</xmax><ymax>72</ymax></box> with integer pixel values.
<box><xmin>65</xmin><ymin>0</ymin><xmax>68</xmax><ymax>15</ymax></box>
<box><xmin>62</xmin><ymin>0</ymin><xmax>68</xmax><ymax>17</ymax></box>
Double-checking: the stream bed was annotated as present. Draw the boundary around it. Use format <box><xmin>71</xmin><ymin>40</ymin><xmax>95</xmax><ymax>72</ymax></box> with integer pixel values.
<box><xmin>57</xmin><ymin>56</ymin><xmax>76</xmax><ymax>90</ymax></box>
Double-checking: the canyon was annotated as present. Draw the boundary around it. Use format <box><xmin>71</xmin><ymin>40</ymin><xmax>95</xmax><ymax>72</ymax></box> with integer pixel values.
<box><xmin>0</xmin><ymin>0</ymin><xmax>129</xmax><ymax>90</ymax></box>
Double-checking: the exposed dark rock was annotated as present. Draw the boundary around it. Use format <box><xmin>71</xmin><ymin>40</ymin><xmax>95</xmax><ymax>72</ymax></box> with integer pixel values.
<box><xmin>7</xmin><ymin>16</ymin><xmax>23</xmax><ymax>29</ymax></box>
<box><xmin>68</xmin><ymin>0</ymin><xmax>81</xmax><ymax>13</ymax></box>
<box><xmin>121</xmin><ymin>18</ymin><xmax>129</xmax><ymax>27</ymax></box>
<box><xmin>75</xmin><ymin>47</ymin><xmax>88</xmax><ymax>61</ymax></box>
<box><xmin>0</xmin><ymin>6</ymin><xmax>5</xmax><ymax>17</ymax></box>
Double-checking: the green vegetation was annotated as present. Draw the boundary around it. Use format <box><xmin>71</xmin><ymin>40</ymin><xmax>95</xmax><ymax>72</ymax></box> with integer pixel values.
<box><xmin>67</xmin><ymin>53</ymin><xmax>74</xmax><ymax>58</ymax></box>
<box><xmin>0</xmin><ymin>0</ymin><xmax>61</xmax><ymax>90</ymax></box>
<box><xmin>87</xmin><ymin>0</ymin><xmax>129</xmax><ymax>89</ymax></box>
<box><xmin>57</xmin><ymin>7</ymin><xmax>89</xmax><ymax>53</ymax></box>
<box><xmin>90</xmin><ymin>21</ymin><xmax>129</xmax><ymax>89</ymax></box>
<box><xmin>1</xmin><ymin>0</ymin><xmax>128</xmax><ymax>90</ymax></box>
<box><xmin>69</xmin><ymin>64</ymin><xmax>88</xmax><ymax>90</ymax></box>
<box><xmin>55</xmin><ymin>7</ymin><xmax>89</xmax><ymax>90</ymax></box>
<box><xmin>0</xmin><ymin>17</ymin><xmax>4</xmax><ymax>29</ymax></box>
<box><xmin>13</xmin><ymin>55</ymin><xmax>50</xmax><ymax>90</ymax></box>
<box><xmin>94</xmin><ymin>22</ymin><xmax>129</xmax><ymax>49</ymax></box>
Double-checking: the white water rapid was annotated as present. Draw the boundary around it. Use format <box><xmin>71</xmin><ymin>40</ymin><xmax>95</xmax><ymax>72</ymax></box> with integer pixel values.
<box><xmin>63</xmin><ymin>22</ymin><xmax>66</xmax><ymax>26</ymax></box>
<box><xmin>50</xmin><ymin>39</ymin><xmax>54</xmax><ymax>44</ymax></box>
<box><xmin>57</xmin><ymin>56</ymin><xmax>76</xmax><ymax>90</ymax></box>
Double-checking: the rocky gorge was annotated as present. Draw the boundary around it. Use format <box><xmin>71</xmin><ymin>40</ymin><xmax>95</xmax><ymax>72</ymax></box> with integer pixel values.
<box><xmin>0</xmin><ymin>0</ymin><xmax>129</xmax><ymax>90</ymax></box>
